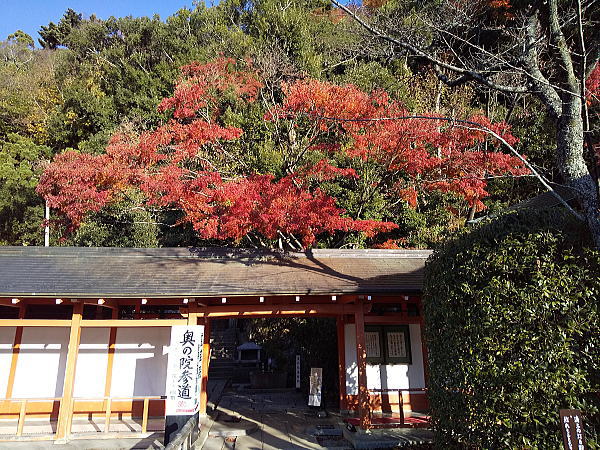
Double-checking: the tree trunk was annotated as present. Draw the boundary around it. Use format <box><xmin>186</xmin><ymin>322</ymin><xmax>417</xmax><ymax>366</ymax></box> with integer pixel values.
<box><xmin>556</xmin><ymin>95</ymin><xmax>600</xmax><ymax>247</ymax></box>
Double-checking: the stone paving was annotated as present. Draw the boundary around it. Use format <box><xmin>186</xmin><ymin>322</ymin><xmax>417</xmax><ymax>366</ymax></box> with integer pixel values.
<box><xmin>0</xmin><ymin>389</ymin><xmax>433</xmax><ymax>449</ymax></box>
<box><xmin>200</xmin><ymin>390</ymin><xmax>352</xmax><ymax>450</ymax></box>
<box><xmin>0</xmin><ymin>433</ymin><xmax>164</xmax><ymax>449</ymax></box>
<box><xmin>199</xmin><ymin>389</ymin><xmax>434</xmax><ymax>450</ymax></box>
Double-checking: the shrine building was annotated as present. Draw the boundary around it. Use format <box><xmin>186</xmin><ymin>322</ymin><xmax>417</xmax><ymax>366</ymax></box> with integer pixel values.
<box><xmin>0</xmin><ymin>247</ymin><xmax>431</xmax><ymax>442</ymax></box>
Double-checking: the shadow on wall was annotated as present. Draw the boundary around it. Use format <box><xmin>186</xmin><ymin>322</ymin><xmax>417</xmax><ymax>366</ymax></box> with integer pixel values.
<box><xmin>54</xmin><ymin>338</ymin><xmax>68</xmax><ymax>399</ymax></box>
<box><xmin>112</xmin><ymin>327</ymin><xmax>170</xmax><ymax>398</ymax></box>
<box><xmin>133</xmin><ymin>344</ymin><xmax>168</xmax><ymax>397</ymax></box>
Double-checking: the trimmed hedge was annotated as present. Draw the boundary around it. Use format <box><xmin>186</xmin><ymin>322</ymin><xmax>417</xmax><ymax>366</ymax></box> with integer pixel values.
<box><xmin>423</xmin><ymin>210</ymin><xmax>599</xmax><ymax>448</ymax></box>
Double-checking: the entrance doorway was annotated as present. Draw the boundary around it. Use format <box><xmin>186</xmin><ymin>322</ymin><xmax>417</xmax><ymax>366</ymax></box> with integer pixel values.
<box><xmin>202</xmin><ymin>317</ymin><xmax>351</xmax><ymax>449</ymax></box>
<box><xmin>209</xmin><ymin>317</ymin><xmax>340</xmax><ymax>408</ymax></box>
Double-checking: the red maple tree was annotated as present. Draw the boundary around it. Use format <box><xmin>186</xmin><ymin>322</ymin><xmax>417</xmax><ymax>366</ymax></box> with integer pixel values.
<box><xmin>270</xmin><ymin>79</ymin><xmax>528</xmax><ymax>212</ymax></box>
<box><xmin>37</xmin><ymin>58</ymin><xmax>396</xmax><ymax>247</ymax></box>
<box><xmin>38</xmin><ymin>59</ymin><xmax>530</xmax><ymax>247</ymax></box>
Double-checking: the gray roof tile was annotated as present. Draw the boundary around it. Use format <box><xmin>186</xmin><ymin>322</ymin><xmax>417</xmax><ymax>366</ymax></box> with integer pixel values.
<box><xmin>0</xmin><ymin>247</ymin><xmax>431</xmax><ymax>298</ymax></box>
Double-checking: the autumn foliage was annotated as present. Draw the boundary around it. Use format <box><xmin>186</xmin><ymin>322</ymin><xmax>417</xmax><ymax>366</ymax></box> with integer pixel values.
<box><xmin>586</xmin><ymin>63</ymin><xmax>600</xmax><ymax>106</ymax></box>
<box><xmin>271</xmin><ymin>79</ymin><xmax>527</xmax><ymax>211</ymax></box>
<box><xmin>37</xmin><ymin>58</ymin><xmax>396</xmax><ymax>246</ymax></box>
<box><xmin>38</xmin><ymin>58</ymin><xmax>529</xmax><ymax>247</ymax></box>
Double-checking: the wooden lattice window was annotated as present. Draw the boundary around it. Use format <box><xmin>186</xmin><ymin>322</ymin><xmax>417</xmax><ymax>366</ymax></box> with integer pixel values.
<box><xmin>365</xmin><ymin>325</ymin><xmax>412</xmax><ymax>364</ymax></box>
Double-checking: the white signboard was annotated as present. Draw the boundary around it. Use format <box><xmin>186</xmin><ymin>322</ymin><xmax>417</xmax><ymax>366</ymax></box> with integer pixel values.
<box><xmin>165</xmin><ymin>325</ymin><xmax>204</xmax><ymax>416</ymax></box>
<box><xmin>308</xmin><ymin>367</ymin><xmax>322</xmax><ymax>407</ymax></box>
<box><xmin>295</xmin><ymin>355</ymin><xmax>301</xmax><ymax>389</ymax></box>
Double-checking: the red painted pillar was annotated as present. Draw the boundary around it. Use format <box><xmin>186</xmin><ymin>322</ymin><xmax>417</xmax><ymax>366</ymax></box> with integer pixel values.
<box><xmin>336</xmin><ymin>316</ymin><xmax>346</xmax><ymax>412</ymax></box>
<box><xmin>354</xmin><ymin>303</ymin><xmax>370</xmax><ymax>428</ymax></box>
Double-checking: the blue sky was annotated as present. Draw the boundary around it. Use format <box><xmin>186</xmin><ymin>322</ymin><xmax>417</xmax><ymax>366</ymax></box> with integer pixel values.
<box><xmin>1</xmin><ymin>0</ymin><xmax>200</xmax><ymax>43</ymax></box>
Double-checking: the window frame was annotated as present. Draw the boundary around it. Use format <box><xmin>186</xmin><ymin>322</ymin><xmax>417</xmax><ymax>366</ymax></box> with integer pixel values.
<box><xmin>364</xmin><ymin>324</ymin><xmax>412</xmax><ymax>365</ymax></box>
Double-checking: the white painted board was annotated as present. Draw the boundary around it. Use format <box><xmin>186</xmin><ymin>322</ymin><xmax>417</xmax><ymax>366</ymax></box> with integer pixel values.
<box><xmin>165</xmin><ymin>325</ymin><xmax>204</xmax><ymax>416</ymax></box>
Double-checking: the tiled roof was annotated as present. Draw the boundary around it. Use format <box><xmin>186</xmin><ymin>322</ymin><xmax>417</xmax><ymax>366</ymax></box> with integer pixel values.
<box><xmin>0</xmin><ymin>247</ymin><xmax>431</xmax><ymax>298</ymax></box>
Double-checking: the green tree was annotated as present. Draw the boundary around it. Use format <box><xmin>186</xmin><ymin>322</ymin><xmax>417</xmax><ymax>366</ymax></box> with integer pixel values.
<box><xmin>0</xmin><ymin>134</ymin><xmax>51</xmax><ymax>245</ymax></box>
<box><xmin>0</xmin><ymin>35</ymin><xmax>60</xmax><ymax>143</ymax></box>
<box><xmin>39</xmin><ymin>8</ymin><xmax>83</xmax><ymax>49</ymax></box>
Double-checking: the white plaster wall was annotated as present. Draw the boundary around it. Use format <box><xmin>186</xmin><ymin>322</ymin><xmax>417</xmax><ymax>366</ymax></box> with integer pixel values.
<box><xmin>73</xmin><ymin>328</ymin><xmax>110</xmax><ymax>398</ymax></box>
<box><xmin>12</xmin><ymin>327</ymin><xmax>70</xmax><ymax>398</ymax></box>
<box><xmin>0</xmin><ymin>327</ymin><xmax>16</xmax><ymax>397</ymax></box>
<box><xmin>110</xmin><ymin>327</ymin><xmax>170</xmax><ymax>397</ymax></box>
<box><xmin>8</xmin><ymin>326</ymin><xmax>170</xmax><ymax>400</ymax></box>
<box><xmin>344</xmin><ymin>323</ymin><xmax>425</xmax><ymax>395</ymax></box>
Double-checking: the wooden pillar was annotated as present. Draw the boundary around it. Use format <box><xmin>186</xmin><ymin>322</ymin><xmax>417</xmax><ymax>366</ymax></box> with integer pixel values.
<box><xmin>134</xmin><ymin>302</ymin><xmax>141</xmax><ymax>319</ymax></box>
<box><xmin>420</xmin><ymin>317</ymin><xmax>429</xmax><ymax>388</ymax></box>
<box><xmin>103</xmin><ymin>309</ymin><xmax>118</xmax><ymax>402</ymax></box>
<box><xmin>55</xmin><ymin>302</ymin><xmax>83</xmax><ymax>441</ymax></box>
<box><xmin>5</xmin><ymin>303</ymin><xmax>26</xmax><ymax>399</ymax></box>
<box><xmin>354</xmin><ymin>303</ymin><xmax>370</xmax><ymax>428</ymax></box>
<box><xmin>199</xmin><ymin>317</ymin><xmax>211</xmax><ymax>416</ymax></box>
<box><xmin>336</xmin><ymin>316</ymin><xmax>346</xmax><ymax>412</ymax></box>
<box><xmin>187</xmin><ymin>304</ymin><xmax>198</xmax><ymax>326</ymax></box>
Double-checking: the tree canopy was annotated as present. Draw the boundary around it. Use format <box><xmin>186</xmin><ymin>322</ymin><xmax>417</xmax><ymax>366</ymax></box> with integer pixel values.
<box><xmin>36</xmin><ymin>57</ymin><xmax>527</xmax><ymax>248</ymax></box>
<box><xmin>1</xmin><ymin>0</ymin><xmax>597</xmax><ymax>248</ymax></box>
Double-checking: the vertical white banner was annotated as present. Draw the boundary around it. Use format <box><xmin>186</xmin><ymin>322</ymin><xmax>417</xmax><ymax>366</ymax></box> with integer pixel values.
<box><xmin>308</xmin><ymin>367</ymin><xmax>322</xmax><ymax>407</ymax></box>
<box><xmin>165</xmin><ymin>325</ymin><xmax>204</xmax><ymax>416</ymax></box>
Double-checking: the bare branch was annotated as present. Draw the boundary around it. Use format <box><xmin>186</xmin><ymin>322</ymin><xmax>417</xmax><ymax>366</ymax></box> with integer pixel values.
<box><xmin>329</xmin><ymin>0</ymin><xmax>529</xmax><ymax>94</ymax></box>
<box><xmin>547</xmin><ymin>0</ymin><xmax>579</xmax><ymax>91</ymax></box>
<box><xmin>522</xmin><ymin>10</ymin><xmax>562</xmax><ymax>120</ymax></box>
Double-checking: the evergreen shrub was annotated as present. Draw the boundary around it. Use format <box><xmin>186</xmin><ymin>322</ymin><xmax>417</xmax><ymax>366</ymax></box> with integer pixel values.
<box><xmin>423</xmin><ymin>209</ymin><xmax>599</xmax><ymax>448</ymax></box>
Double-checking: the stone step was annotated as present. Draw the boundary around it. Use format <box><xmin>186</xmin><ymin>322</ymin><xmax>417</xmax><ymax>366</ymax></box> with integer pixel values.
<box><xmin>210</xmin><ymin>340</ymin><xmax>236</xmax><ymax>344</ymax></box>
<box><xmin>209</xmin><ymin>366</ymin><xmax>236</xmax><ymax>372</ymax></box>
<box><xmin>209</xmin><ymin>367</ymin><xmax>236</xmax><ymax>374</ymax></box>
<box><xmin>210</xmin><ymin>360</ymin><xmax>237</xmax><ymax>367</ymax></box>
<box><xmin>210</xmin><ymin>345</ymin><xmax>237</xmax><ymax>351</ymax></box>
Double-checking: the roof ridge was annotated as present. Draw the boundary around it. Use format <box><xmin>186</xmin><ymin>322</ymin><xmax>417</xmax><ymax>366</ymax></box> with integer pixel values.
<box><xmin>0</xmin><ymin>246</ymin><xmax>433</xmax><ymax>259</ymax></box>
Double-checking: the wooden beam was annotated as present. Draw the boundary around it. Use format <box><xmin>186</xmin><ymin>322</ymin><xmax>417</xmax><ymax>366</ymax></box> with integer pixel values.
<box><xmin>364</xmin><ymin>316</ymin><xmax>422</xmax><ymax>324</ymax></box>
<box><xmin>336</xmin><ymin>316</ymin><xmax>346</xmax><ymax>411</ymax></box>
<box><xmin>187</xmin><ymin>304</ymin><xmax>198</xmax><ymax>326</ymax></box>
<box><xmin>204</xmin><ymin>311</ymin><xmax>340</xmax><ymax>318</ymax></box>
<box><xmin>199</xmin><ymin>318</ymin><xmax>211</xmax><ymax>416</ymax></box>
<box><xmin>16</xmin><ymin>400</ymin><xmax>26</xmax><ymax>436</ymax></box>
<box><xmin>141</xmin><ymin>398</ymin><xmax>150</xmax><ymax>433</ymax></box>
<box><xmin>104</xmin><ymin>397</ymin><xmax>112</xmax><ymax>433</ymax></box>
<box><xmin>0</xmin><ymin>300</ymin><xmax>21</xmax><ymax>308</ymax></box>
<box><xmin>5</xmin><ymin>303</ymin><xmax>26</xmax><ymax>399</ymax></box>
<box><xmin>198</xmin><ymin>303</ymin><xmax>358</xmax><ymax>316</ymax></box>
<box><xmin>55</xmin><ymin>302</ymin><xmax>84</xmax><ymax>441</ymax></box>
<box><xmin>103</xmin><ymin>309</ymin><xmax>118</xmax><ymax>402</ymax></box>
<box><xmin>354</xmin><ymin>301</ymin><xmax>370</xmax><ymax>429</ymax></box>
<box><xmin>0</xmin><ymin>319</ymin><xmax>71</xmax><ymax>327</ymax></box>
<box><xmin>81</xmin><ymin>319</ymin><xmax>187</xmax><ymax>327</ymax></box>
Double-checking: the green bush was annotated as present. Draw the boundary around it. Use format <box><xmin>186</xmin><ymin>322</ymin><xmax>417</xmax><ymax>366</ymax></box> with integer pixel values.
<box><xmin>423</xmin><ymin>209</ymin><xmax>599</xmax><ymax>448</ymax></box>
